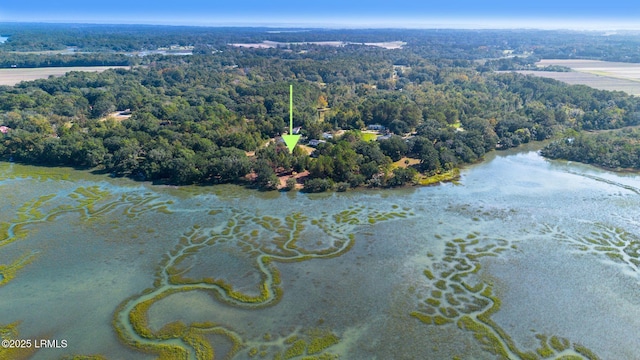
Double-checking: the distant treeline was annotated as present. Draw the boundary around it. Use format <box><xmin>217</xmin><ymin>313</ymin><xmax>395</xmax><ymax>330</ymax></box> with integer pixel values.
<box><xmin>4</xmin><ymin>24</ymin><xmax>640</xmax><ymax>63</ymax></box>
<box><xmin>0</xmin><ymin>53</ymin><xmax>137</xmax><ymax>68</ymax></box>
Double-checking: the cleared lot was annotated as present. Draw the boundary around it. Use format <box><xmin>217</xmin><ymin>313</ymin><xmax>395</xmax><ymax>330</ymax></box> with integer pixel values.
<box><xmin>0</xmin><ymin>66</ymin><xmax>130</xmax><ymax>86</ymax></box>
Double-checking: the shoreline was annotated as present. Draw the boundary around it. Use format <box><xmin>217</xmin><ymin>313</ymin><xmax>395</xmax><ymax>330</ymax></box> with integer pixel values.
<box><xmin>0</xmin><ymin>158</ymin><xmax>462</xmax><ymax>193</ymax></box>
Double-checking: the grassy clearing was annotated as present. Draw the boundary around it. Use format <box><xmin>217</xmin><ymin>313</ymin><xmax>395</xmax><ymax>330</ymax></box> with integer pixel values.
<box><xmin>297</xmin><ymin>144</ymin><xmax>315</xmax><ymax>155</ymax></box>
<box><xmin>391</xmin><ymin>157</ymin><xmax>420</xmax><ymax>169</ymax></box>
<box><xmin>448</xmin><ymin>121</ymin><xmax>462</xmax><ymax>129</ymax></box>
<box><xmin>361</xmin><ymin>132</ymin><xmax>379</xmax><ymax>142</ymax></box>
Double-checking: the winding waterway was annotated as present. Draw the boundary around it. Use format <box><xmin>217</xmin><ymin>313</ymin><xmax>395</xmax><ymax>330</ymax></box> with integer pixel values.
<box><xmin>1</xmin><ymin>143</ymin><xmax>640</xmax><ymax>359</ymax></box>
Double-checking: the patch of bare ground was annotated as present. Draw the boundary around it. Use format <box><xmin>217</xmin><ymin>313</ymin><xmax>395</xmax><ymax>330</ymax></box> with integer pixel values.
<box><xmin>364</xmin><ymin>41</ymin><xmax>407</xmax><ymax>49</ymax></box>
<box><xmin>278</xmin><ymin>170</ymin><xmax>309</xmax><ymax>190</ymax></box>
<box><xmin>99</xmin><ymin>111</ymin><xmax>132</xmax><ymax>122</ymax></box>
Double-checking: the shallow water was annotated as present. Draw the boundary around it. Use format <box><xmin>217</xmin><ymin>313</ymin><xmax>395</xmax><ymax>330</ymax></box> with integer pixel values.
<box><xmin>1</xmin><ymin>145</ymin><xmax>640</xmax><ymax>359</ymax></box>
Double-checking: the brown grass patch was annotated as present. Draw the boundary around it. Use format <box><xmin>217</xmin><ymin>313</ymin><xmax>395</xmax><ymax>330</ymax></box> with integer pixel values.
<box><xmin>297</xmin><ymin>145</ymin><xmax>315</xmax><ymax>155</ymax></box>
<box><xmin>392</xmin><ymin>157</ymin><xmax>420</xmax><ymax>169</ymax></box>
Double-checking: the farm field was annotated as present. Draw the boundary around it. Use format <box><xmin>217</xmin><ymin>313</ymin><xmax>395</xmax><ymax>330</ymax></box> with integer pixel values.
<box><xmin>0</xmin><ymin>66</ymin><xmax>130</xmax><ymax>86</ymax></box>
<box><xmin>537</xmin><ymin>59</ymin><xmax>640</xmax><ymax>81</ymax></box>
<box><xmin>499</xmin><ymin>59</ymin><xmax>640</xmax><ymax>95</ymax></box>
<box><xmin>507</xmin><ymin>70</ymin><xmax>640</xmax><ymax>95</ymax></box>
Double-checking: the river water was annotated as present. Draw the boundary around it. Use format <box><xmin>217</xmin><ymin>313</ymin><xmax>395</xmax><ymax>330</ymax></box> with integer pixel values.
<box><xmin>1</xmin><ymin>144</ymin><xmax>639</xmax><ymax>359</ymax></box>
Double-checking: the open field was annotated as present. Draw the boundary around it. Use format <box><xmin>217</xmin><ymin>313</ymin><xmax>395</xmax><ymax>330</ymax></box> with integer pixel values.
<box><xmin>0</xmin><ymin>66</ymin><xmax>130</xmax><ymax>86</ymax></box>
<box><xmin>498</xmin><ymin>59</ymin><xmax>640</xmax><ymax>95</ymax></box>
<box><xmin>230</xmin><ymin>40</ymin><xmax>405</xmax><ymax>49</ymax></box>
<box><xmin>506</xmin><ymin>70</ymin><xmax>640</xmax><ymax>95</ymax></box>
<box><xmin>537</xmin><ymin>59</ymin><xmax>640</xmax><ymax>81</ymax></box>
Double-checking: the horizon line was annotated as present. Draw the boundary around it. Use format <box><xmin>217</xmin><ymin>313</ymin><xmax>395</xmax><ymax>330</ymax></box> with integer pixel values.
<box><xmin>1</xmin><ymin>19</ymin><xmax>640</xmax><ymax>32</ymax></box>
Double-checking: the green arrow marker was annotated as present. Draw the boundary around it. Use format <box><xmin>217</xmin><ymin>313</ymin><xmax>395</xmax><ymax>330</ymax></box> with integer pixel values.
<box><xmin>282</xmin><ymin>84</ymin><xmax>301</xmax><ymax>153</ymax></box>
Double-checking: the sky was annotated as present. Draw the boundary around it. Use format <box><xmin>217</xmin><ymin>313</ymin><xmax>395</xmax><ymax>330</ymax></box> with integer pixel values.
<box><xmin>1</xmin><ymin>1</ymin><xmax>640</xmax><ymax>30</ymax></box>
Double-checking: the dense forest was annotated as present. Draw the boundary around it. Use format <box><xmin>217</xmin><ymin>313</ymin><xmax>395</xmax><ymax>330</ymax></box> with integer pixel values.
<box><xmin>1</xmin><ymin>25</ymin><xmax>640</xmax><ymax>190</ymax></box>
<box><xmin>542</xmin><ymin>128</ymin><xmax>640</xmax><ymax>169</ymax></box>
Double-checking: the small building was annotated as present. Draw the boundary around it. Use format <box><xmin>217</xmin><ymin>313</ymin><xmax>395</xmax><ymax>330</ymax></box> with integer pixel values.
<box><xmin>368</xmin><ymin>124</ymin><xmax>386</xmax><ymax>131</ymax></box>
<box><xmin>376</xmin><ymin>134</ymin><xmax>393</xmax><ymax>141</ymax></box>
<box><xmin>308</xmin><ymin>139</ymin><xmax>326</xmax><ymax>147</ymax></box>
<box><xmin>292</xmin><ymin>126</ymin><xmax>302</xmax><ymax>134</ymax></box>
<box><xmin>322</xmin><ymin>132</ymin><xmax>333</xmax><ymax>139</ymax></box>
<box><xmin>0</xmin><ymin>126</ymin><xmax>9</xmax><ymax>134</ymax></box>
